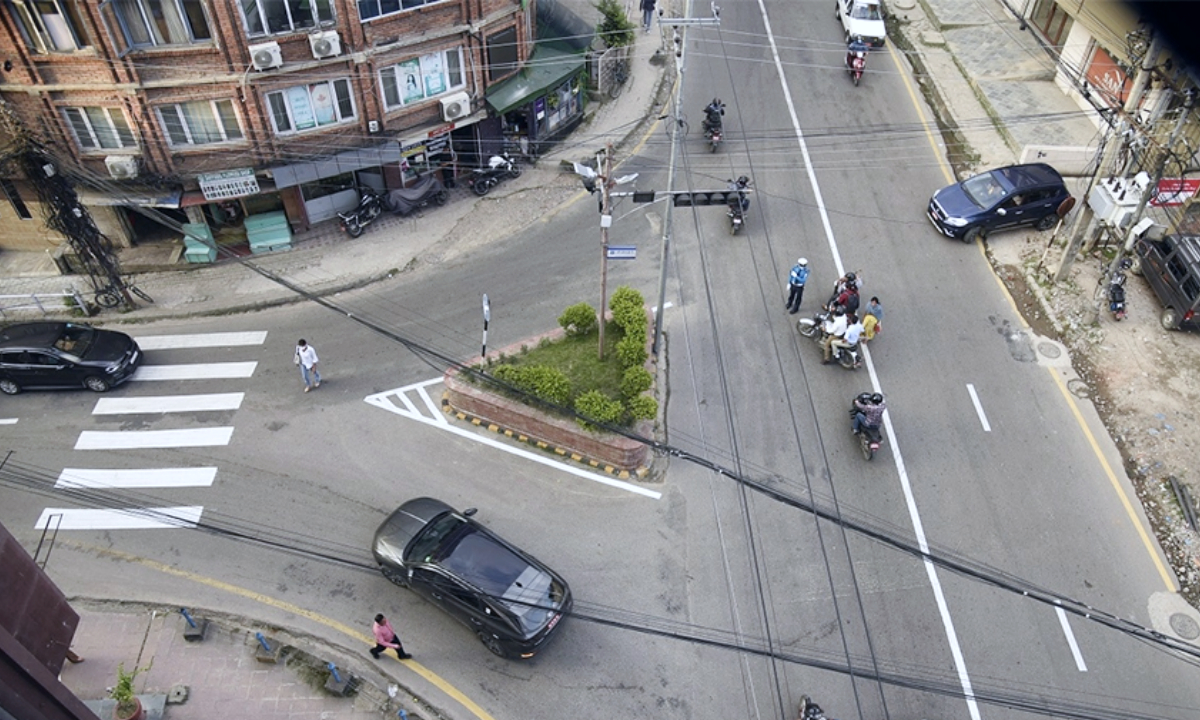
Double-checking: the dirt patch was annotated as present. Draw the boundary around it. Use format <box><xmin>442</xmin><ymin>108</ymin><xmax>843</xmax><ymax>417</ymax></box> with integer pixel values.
<box><xmin>988</xmin><ymin>234</ymin><xmax>1200</xmax><ymax>607</ymax></box>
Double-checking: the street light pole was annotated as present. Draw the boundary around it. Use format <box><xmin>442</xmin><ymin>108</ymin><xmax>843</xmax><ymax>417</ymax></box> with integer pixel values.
<box><xmin>598</xmin><ymin>143</ymin><xmax>614</xmax><ymax>360</ymax></box>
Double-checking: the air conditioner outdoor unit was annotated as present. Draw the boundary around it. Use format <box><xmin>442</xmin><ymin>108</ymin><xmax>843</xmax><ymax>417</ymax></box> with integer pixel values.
<box><xmin>249</xmin><ymin>41</ymin><xmax>282</xmax><ymax>70</ymax></box>
<box><xmin>105</xmin><ymin>155</ymin><xmax>139</xmax><ymax>180</ymax></box>
<box><xmin>439</xmin><ymin>92</ymin><xmax>470</xmax><ymax>122</ymax></box>
<box><xmin>309</xmin><ymin>31</ymin><xmax>341</xmax><ymax>59</ymax></box>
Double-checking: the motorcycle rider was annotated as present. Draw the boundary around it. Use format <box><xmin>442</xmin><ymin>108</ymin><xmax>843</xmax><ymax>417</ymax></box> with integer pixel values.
<box><xmin>728</xmin><ymin>175</ymin><xmax>751</xmax><ymax>213</ymax></box>
<box><xmin>820</xmin><ymin>307</ymin><xmax>848</xmax><ymax>363</ymax></box>
<box><xmin>852</xmin><ymin>392</ymin><xmax>886</xmax><ymax>435</ymax></box>
<box><xmin>702</xmin><ymin>97</ymin><xmax>725</xmax><ymax>136</ymax></box>
<box><xmin>826</xmin><ymin>271</ymin><xmax>859</xmax><ymax>309</ymax></box>
<box><xmin>828</xmin><ymin>314</ymin><xmax>863</xmax><ymax>365</ymax></box>
<box><xmin>846</xmin><ymin>36</ymin><xmax>869</xmax><ymax>71</ymax></box>
<box><xmin>787</xmin><ymin>257</ymin><xmax>810</xmax><ymax>314</ymax></box>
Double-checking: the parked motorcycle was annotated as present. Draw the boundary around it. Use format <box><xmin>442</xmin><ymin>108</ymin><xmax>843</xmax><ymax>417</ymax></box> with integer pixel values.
<box><xmin>338</xmin><ymin>188</ymin><xmax>385</xmax><ymax>238</ymax></box>
<box><xmin>850</xmin><ymin>392</ymin><xmax>884</xmax><ymax>461</ymax></box>
<box><xmin>468</xmin><ymin>152</ymin><xmax>522</xmax><ymax>196</ymax></box>
<box><xmin>385</xmin><ymin>175</ymin><xmax>448</xmax><ymax>216</ymax></box>
<box><xmin>1107</xmin><ymin>256</ymin><xmax>1133</xmax><ymax>321</ymax></box>
<box><xmin>727</xmin><ymin>176</ymin><xmax>751</xmax><ymax>235</ymax></box>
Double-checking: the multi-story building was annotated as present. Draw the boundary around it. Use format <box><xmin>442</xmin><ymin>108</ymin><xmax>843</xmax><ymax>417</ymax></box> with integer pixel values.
<box><xmin>0</xmin><ymin>0</ymin><xmax>590</xmax><ymax>255</ymax></box>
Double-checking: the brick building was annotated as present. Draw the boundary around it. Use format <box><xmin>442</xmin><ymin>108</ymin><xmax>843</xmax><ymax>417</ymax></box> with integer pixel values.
<box><xmin>0</xmin><ymin>0</ymin><xmax>591</xmax><ymax>256</ymax></box>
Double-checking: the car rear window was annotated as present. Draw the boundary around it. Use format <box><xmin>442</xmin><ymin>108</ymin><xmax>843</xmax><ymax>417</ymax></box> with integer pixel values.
<box><xmin>442</xmin><ymin>532</ymin><xmax>558</xmax><ymax>633</ymax></box>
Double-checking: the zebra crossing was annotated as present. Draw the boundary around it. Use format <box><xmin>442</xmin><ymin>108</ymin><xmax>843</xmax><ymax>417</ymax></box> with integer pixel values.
<box><xmin>33</xmin><ymin>330</ymin><xmax>264</xmax><ymax>532</ymax></box>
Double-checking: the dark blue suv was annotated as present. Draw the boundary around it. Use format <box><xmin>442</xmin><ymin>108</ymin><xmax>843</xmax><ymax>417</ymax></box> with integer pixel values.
<box><xmin>927</xmin><ymin>163</ymin><xmax>1071</xmax><ymax>243</ymax></box>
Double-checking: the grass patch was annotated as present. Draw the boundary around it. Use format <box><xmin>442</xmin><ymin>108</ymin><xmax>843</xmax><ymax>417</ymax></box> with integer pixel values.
<box><xmin>501</xmin><ymin>320</ymin><xmax>626</xmax><ymax>399</ymax></box>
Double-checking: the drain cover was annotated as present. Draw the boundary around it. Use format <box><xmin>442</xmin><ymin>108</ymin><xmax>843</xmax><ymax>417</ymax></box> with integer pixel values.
<box><xmin>1037</xmin><ymin>341</ymin><xmax>1062</xmax><ymax>359</ymax></box>
<box><xmin>1169</xmin><ymin>612</ymin><xmax>1200</xmax><ymax>639</ymax></box>
<box><xmin>1067</xmin><ymin>378</ymin><xmax>1090</xmax><ymax>399</ymax></box>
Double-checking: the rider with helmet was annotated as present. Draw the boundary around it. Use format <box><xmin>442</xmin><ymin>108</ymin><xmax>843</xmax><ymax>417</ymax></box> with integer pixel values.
<box><xmin>787</xmin><ymin>258</ymin><xmax>810</xmax><ymax>314</ymax></box>
<box><xmin>826</xmin><ymin>271</ymin><xmax>859</xmax><ymax>309</ymax></box>
<box><xmin>729</xmin><ymin>175</ymin><xmax>751</xmax><ymax>212</ymax></box>
<box><xmin>853</xmin><ymin>392</ymin><xmax>886</xmax><ymax>435</ymax></box>
<box><xmin>702</xmin><ymin>97</ymin><xmax>725</xmax><ymax>136</ymax></box>
<box><xmin>846</xmin><ymin>36</ymin><xmax>869</xmax><ymax>72</ymax></box>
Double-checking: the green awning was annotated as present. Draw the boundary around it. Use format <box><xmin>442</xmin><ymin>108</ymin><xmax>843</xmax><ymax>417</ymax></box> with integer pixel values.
<box><xmin>486</xmin><ymin>44</ymin><xmax>584</xmax><ymax>116</ymax></box>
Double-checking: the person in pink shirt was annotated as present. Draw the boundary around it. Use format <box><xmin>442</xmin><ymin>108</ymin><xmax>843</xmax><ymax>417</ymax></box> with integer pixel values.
<box><xmin>370</xmin><ymin>613</ymin><xmax>411</xmax><ymax>660</ymax></box>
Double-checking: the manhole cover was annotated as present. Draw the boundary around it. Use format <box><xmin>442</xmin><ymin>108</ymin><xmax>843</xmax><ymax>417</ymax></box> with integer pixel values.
<box><xmin>1169</xmin><ymin>612</ymin><xmax>1200</xmax><ymax>640</ymax></box>
<box><xmin>1067</xmin><ymin>378</ymin><xmax>1090</xmax><ymax>399</ymax></box>
<box><xmin>1037</xmin><ymin>341</ymin><xmax>1062</xmax><ymax>359</ymax></box>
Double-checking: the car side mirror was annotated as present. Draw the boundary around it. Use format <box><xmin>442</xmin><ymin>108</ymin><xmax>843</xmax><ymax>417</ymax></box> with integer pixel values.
<box><xmin>463</xmin><ymin>507</ymin><xmax>478</xmax><ymax>517</ymax></box>
<box><xmin>407</xmin><ymin>567</ymin><xmax>414</xmax><ymax>581</ymax></box>
<box><xmin>996</xmin><ymin>207</ymin><xmax>1007</xmax><ymax>216</ymax></box>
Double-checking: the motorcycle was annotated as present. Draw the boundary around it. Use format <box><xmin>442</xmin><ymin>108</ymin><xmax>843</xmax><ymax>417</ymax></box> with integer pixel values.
<box><xmin>338</xmin><ymin>188</ymin><xmax>385</xmax><ymax>238</ymax></box>
<box><xmin>850</xmin><ymin>392</ymin><xmax>884</xmax><ymax>461</ymax></box>
<box><xmin>703</xmin><ymin>98</ymin><xmax>725</xmax><ymax>153</ymax></box>
<box><xmin>385</xmin><ymin>175</ymin><xmax>448</xmax><ymax>216</ymax></box>
<box><xmin>847</xmin><ymin>49</ymin><xmax>866</xmax><ymax>86</ymax></box>
<box><xmin>468</xmin><ymin>152</ymin><xmax>522</xmax><ymax>196</ymax></box>
<box><xmin>706</xmin><ymin>124</ymin><xmax>723</xmax><ymax>152</ymax></box>
<box><xmin>797</xmin><ymin>309</ymin><xmax>861</xmax><ymax>369</ymax></box>
<box><xmin>1107</xmin><ymin>257</ymin><xmax>1133</xmax><ymax>321</ymax></box>
<box><xmin>727</xmin><ymin>176</ymin><xmax>750</xmax><ymax>235</ymax></box>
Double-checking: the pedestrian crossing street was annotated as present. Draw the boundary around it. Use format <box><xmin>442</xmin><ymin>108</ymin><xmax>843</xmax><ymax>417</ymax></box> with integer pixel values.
<box><xmin>31</xmin><ymin>330</ymin><xmax>266</xmax><ymax>532</ymax></box>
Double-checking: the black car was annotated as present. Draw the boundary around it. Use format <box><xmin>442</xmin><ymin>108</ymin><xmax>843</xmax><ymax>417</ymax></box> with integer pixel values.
<box><xmin>372</xmin><ymin>497</ymin><xmax>572</xmax><ymax>659</ymax></box>
<box><xmin>927</xmin><ymin>163</ymin><xmax>1072</xmax><ymax>243</ymax></box>
<box><xmin>0</xmin><ymin>322</ymin><xmax>141</xmax><ymax>395</ymax></box>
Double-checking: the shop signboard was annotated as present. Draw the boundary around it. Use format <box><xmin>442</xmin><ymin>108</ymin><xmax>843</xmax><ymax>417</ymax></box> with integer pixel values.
<box><xmin>199</xmin><ymin>168</ymin><xmax>259</xmax><ymax>200</ymax></box>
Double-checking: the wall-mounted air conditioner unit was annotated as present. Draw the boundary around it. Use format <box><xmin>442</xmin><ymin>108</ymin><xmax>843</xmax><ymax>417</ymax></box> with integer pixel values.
<box><xmin>105</xmin><ymin>155</ymin><xmax>139</xmax><ymax>180</ymax></box>
<box><xmin>249</xmin><ymin>41</ymin><xmax>282</xmax><ymax>71</ymax></box>
<box><xmin>439</xmin><ymin>92</ymin><xmax>470</xmax><ymax>122</ymax></box>
<box><xmin>309</xmin><ymin>31</ymin><xmax>341</xmax><ymax>59</ymax></box>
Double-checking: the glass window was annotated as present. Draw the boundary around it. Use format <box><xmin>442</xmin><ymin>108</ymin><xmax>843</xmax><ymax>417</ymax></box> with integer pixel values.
<box><xmin>486</xmin><ymin>26</ymin><xmax>517</xmax><ymax>79</ymax></box>
<box><xmin>63</xmin><ymin>107</ymin><xmax>137</xmax><ymax>150</ymax></box>
<box><xmin>5</xmin><ymin>0</ymin><xmax>88</xmax><ymax>52</ymax></box>
<box><xmin>264</xmin><ymin>79</ymin><xmax>356</xmax><ymax>135</ymax></box>
<box><xmin>360</xmin><ymin>0</ymin><xmax>421</xmax><ymax>21</ymax></box>
<box><xmin>0</xmin><ymin>178</ymin><xmax>32</xmax><ymax>220</ymax></box>
<box><xmin>112</xmin><ymin>0</ymin><xmax>211</xmax><ymax>48</ymax></box>
<box><xmin>157</xmin><ymin>99</ymin><xmax>243</xmax><ymax>146</ymax></box>
<box><xmin>379</xmin><ymin>47</ymin><xmax>465</xmax><ymax>111</ymax></box>
<box><xmin>240</xmin><ymin>0</ymin><xmax>332</xmax><ymax>38</ymax></box>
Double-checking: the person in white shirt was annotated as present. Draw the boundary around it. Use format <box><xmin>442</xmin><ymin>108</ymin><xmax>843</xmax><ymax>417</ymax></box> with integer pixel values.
<box><xmin>821</xmin><ymin>308</ymin><xmax>848</xmax><ymax>363</ymax></box>
<box><xmin>295</xmin><ymin>339</ymin><xmax>321</xmax><ymax>392</ymax></box>
<box><xmin>829</xmin><ymin>316</ymin><xmax>864</xmax><ymax>364</ymax></box>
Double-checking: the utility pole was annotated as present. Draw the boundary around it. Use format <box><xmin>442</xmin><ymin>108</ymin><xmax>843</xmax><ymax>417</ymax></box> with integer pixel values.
<box><xmin>1053</xmin><ymin>33</ymin><xmax>1163</xmax><ymax>283</ymax></box>
<box><xmin>598</xmin><ymin>143</ymin><xmax>614</xmax><ymax>359</ymax></box>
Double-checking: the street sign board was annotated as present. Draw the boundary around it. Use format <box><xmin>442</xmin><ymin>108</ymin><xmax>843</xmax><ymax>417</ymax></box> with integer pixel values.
<box><xmin>607</xmin><ymin>246</ymin><xmax>637</xmax><ymax>259</ymax></box>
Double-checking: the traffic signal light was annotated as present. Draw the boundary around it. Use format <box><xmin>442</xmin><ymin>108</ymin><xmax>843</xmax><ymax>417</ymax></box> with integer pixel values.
<box><xmin>672</xmin><ymin>190</ymin><xmax>744</xmax><ymax>207</ymax></box>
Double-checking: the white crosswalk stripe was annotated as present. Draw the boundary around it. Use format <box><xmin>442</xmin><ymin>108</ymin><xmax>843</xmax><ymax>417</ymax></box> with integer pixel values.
<box><xmin>92</xmin><ymin>393</ymin><xmax>244</xmax><ymax>415</ymax></box>
<box><xmin>134</xmin><ymin>331</ymin><xmax>268</xmax><ymax>350</ymax></box>
<box><xmin>131</xmin><ymin>362</ymin><xmax>258</xmax><ymax>381</ymax></box>
<box><xmin>56</xmin><ymin>467</ymin><xmax>218</xmax><ymax>489</ymax></box>
<box><xmin>76</xmin><ymin>427</ymin><xmax>234</xmax><ymax>450</ymax></box>
<box><xmin>35</xmin><ymin>506</ymin><xmax>204</xmax><ymax>530</ymax></box>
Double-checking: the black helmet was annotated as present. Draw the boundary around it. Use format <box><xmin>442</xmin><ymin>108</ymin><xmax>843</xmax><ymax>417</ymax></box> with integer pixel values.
<box><xmin>871</xmin><ymin>393</ymin><xmax>883</xmax><ymax>404</ymax></box>
<box><xmin>846</xmin><ymin>272</ymin><xmax>857</xmax><ymax>282</ymax></box>
<box><xmin>737</xmin><ymin>175</ymin><xmax>750</xmax><ymax>185</ymax></box>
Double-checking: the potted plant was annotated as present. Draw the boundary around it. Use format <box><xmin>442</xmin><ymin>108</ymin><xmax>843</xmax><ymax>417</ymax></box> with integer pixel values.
<box><xmin>110</xmin><ymin>661</ymin><xmax>151</xmax><ymax>720</ymax></box>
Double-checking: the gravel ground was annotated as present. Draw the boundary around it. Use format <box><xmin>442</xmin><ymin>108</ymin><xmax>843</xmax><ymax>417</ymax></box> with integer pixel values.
<box><xmin>988</xmin><ymin>231</ymin><xmax>1200</xmax><ymax>607</ymax></box>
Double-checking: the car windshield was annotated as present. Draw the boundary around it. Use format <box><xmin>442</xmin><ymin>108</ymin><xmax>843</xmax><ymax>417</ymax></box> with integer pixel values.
<box><xmin>54</xmin><ymin>325</ymin><xmax>95</xmax><ymax>358</ymax></box>
<box><xmin>961</xmin><ymin>172</ymin><xmax>1008</xmax><ymax>208</ymax></box>
<box><xmin>441</xmin><ymin>530</ymin><xmax>559</xmax><ymax>634</ymax></box>
<box><xmin>405</xmin><ymin>513</ymin><xmax>468</xmax><ymax>564</ymax></box>
<box><xmin>852</xmin><ymin>3</ymin><xmax>881</xmax><ymax>20</ymax></box>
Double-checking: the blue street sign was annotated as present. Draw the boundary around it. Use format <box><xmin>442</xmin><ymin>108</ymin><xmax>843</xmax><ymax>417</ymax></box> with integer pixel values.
<box><xmin>607</xmin><ymin>245</ymin><xmax>637</xmax><ymax>259</ymax></box>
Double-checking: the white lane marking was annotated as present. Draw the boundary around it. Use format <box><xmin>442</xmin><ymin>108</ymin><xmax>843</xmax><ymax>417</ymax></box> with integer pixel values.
<box><xmin>652</xmin><ymin>302</ymin><xmax>674</xmax><ymax>314</ymax></box>
<box><xmin>365</xmin><ymin>379</ymin><xmax>661</xmax><ymax>499</ymax></box>
<box><xmin>93</xmin><ymin>393</ymin><xmax>244</xmax><ymax>415</ymax></box>
<box><xmin>35</xmin><ymin>506</ymin><xmax>203</xmax><ymax>530</ymax></box>
<box><xmin>966</xmin><ymin>384</ymin><xmax>992</xmax><ymax>432</ymax></box>
<box><xmin>56</xmin><ymin>467</ymin><xmax>218</xmax><ymax>489</ymax></box>
<box><xmin>756</xmin><ymin>0</ymin><xmax>980</xmax><ymax>713</ymax></box>
<box><xmin>135</xmin><ymin>331</ymin><xmax>268</xmax><ymax>350</ymax></box>
<box><xmin>132</xmin><ymin>362</ymin><xmax>258</xmax><ymax>381</ymax></box>
<box><xmin>0</xmin><ymin>418</ymin><xmax>17</xmax><ymax>425</ymax></box>
<box><xmin>416</xmin><ymin>384</ymin><xmax>447</xmax><ymax>425</ymax></box>
<box><xmin>1055</xmin><ymin>606</ymin><xmax>1088</xmax><ymax>671</ymax></box>
<box><xmin>75</xmin><ymin>427</ymin><xmax>234</xmax><ymax>450</ymax></box>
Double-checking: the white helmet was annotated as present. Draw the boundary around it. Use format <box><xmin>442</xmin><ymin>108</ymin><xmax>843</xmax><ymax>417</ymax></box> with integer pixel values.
<box><xmin>797</xmin><ymin>257</ymin><xmax>808</xmax><ymax>266</ymax></box>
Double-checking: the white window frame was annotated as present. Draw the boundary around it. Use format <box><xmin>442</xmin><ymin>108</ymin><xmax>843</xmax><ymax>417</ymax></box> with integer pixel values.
<box><xmin>62</xmin><ymin>107</ymin><xmax>137</xmax><ymax>151</ymax></box>
<box><xmin>265</xmin><ymin>78</ymin><xmax>357</xmax><ymax>136</ymax></box>
<box><xmin>240</xmin><ymin>0</ymin><xmax>333</xmax><ymax>39</ymax></box>
<box><xmin>5</xmin><ymin>0</ymin><xmax>87</xmax><ymax>53</ymax></box>
<box><xmin>108</xmin><ymin>0</ymin><xmax>212</xmax><ymax>49</ymax></box>
<box><xmin>379</xmin><ymin>47</ymin><xmax>465</xmax><ymax>112</ymax></box>
<box><xmin>156</xmin><ymin>99</ymin><xmax>244</xmax><ymax>147</ymax></box>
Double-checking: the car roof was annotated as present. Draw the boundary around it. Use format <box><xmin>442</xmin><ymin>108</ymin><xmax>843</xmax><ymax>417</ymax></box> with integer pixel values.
<box><xmin>992</xmin><ymin>163</ymin><xmax>1064</xmax><ymax>189</ymax></box>
<box><xmin>0</xmin><ymin>322</ymin><xmax>68</xmax><ymax>349</ymax></box>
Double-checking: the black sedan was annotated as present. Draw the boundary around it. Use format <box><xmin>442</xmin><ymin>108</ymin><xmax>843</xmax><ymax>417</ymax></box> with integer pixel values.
<box><xmin>0</xmin><ymin>322</ymin><xmax>141</xmax><ymax>394</ymax></box>
<box><xmin>372</xmin><ymin>497</ymin><xmax>572</xmax><ymax>659</ymax></box>
<box><xmin>927</xmin><ymin>162</ymin><xmax>1072</xmax><ymax>243</ymax></box>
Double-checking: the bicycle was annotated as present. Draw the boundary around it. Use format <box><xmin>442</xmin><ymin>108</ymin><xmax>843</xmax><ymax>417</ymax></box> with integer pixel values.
<box><xmin>95</xmin><ymin>278</ymin><xmax>153</xmax><ymax>309</ymax></box>
<box><xmin>608</xmin><ymin>58</ymin><xmax>629</xmax><ymax>99</ymax></box>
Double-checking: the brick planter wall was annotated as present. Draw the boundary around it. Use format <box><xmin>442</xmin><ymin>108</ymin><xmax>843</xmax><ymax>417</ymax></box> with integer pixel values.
<box><xmin>443</xmin><ymin>324</ymin><xmax>654</xmax><ymax>472</ymax></box>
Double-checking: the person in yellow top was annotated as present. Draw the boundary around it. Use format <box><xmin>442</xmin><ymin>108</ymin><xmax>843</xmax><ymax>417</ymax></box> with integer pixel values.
<box><xmin>861</xmin><ymin>296</ymin><xmax>883</xmax><ymax>342</ymax></box>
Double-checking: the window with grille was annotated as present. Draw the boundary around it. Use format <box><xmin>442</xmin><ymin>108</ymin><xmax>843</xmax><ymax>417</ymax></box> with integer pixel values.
<box><xmin>266</xmin><ymin>79</ymin><xmax>356</xmax><ymax>135</ymax></box>
<box><xmin>157</xmin><ymin>99</ymin><xmax>244</xmax><ymax>146</ymax></box>
<box><xmin>62</xmin><ymin>107</ymin><xmax>137</xmax><ymax>151</ymax></box>
<box><xmin>380</xmin><ymin>48</ymin><xmax>464</xmax><ymax>111</ymax></box>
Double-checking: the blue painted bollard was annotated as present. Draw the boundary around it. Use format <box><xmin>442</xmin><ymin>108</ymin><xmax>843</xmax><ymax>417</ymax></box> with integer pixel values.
<box><xmin>179</xmin><ymin>607</ymin><xmax>207</xmax><ymax>641</ymax></box>
<box><xmin>324</xmin><ymin>661</ymin><xmax>352</xmax><ymax>696</ymax></box>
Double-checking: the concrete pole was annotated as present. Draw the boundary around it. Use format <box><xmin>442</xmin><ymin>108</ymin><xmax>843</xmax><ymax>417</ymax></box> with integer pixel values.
<box><xmin>598</xmin><ymin>143</ymin><xmax>613</xmax><ymax>359</ymax></box>
<box><xmin>1053</xmin><ymin>33</ymin><xmax>1163</xmax><ymax>283</ymax></box>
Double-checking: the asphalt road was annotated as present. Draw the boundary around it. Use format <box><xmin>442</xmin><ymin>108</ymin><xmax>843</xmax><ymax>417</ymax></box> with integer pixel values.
<box><xmin>4</xmin><ymin>3</ymin><xmax>1200</xmax><ymax>720</ymax></box>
